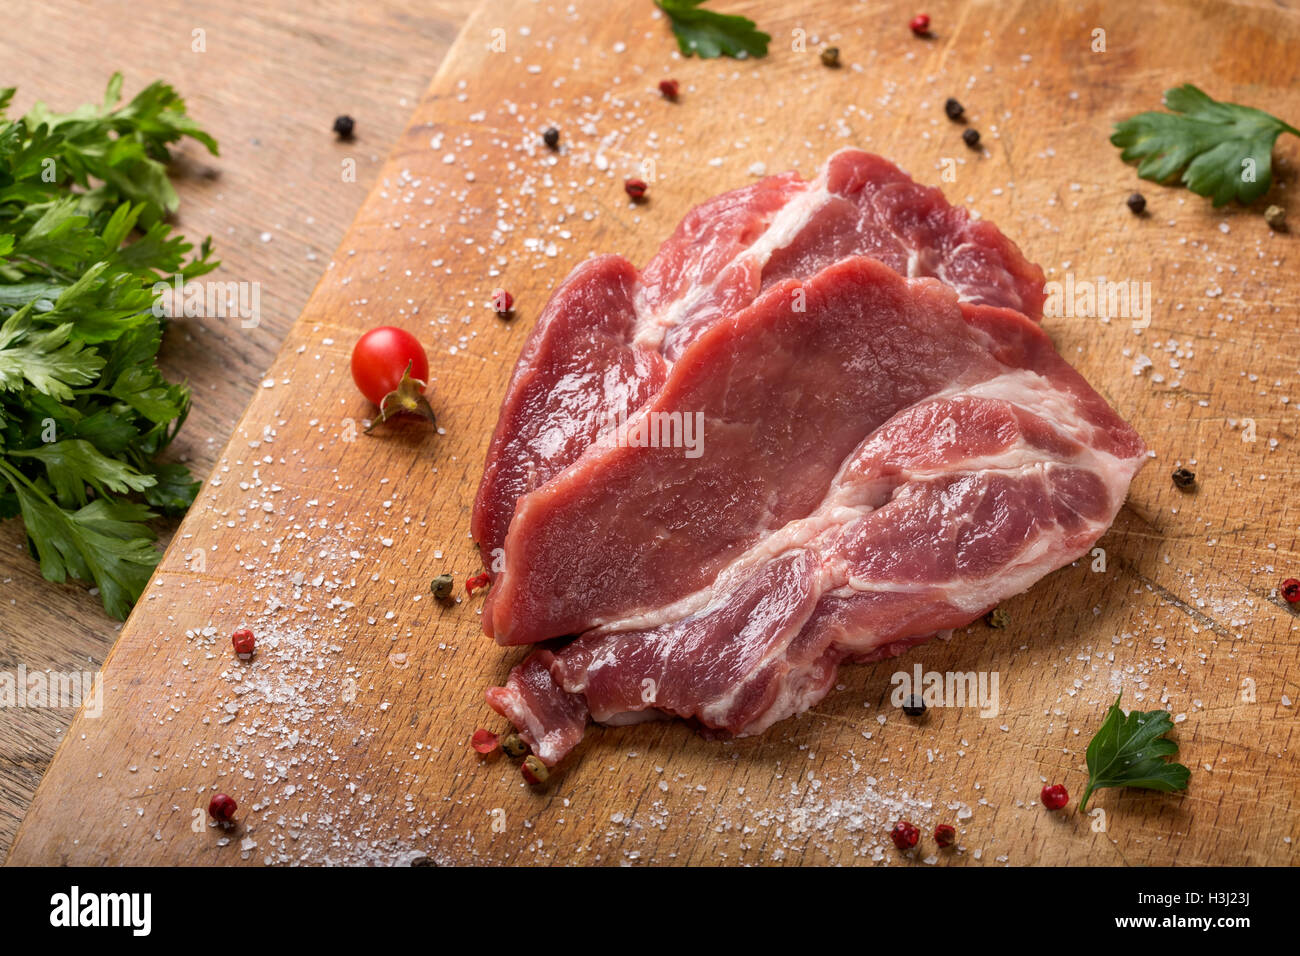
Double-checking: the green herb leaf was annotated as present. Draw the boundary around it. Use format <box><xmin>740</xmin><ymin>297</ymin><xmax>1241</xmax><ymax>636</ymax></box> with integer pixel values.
<box><xmin>0</xmin><ymin>75</ymin><xmax>216</xmax><ymax>618</ymax></box>
<box><xmin>10</xmin><ymin>439</ymin><xmax>155</xmax><ymax>508</ymax></box>
<box><xmin>655</xmin><ymin>0</ymin><xmax>770</xmax><ymax>59</ymax></box>
<box><xmin>1112</xmin><ymin>85</ymin><xmax>1299</xmax><ymax>206</ymax></box>
<box><xmin>0</xmin><ymin>313</ymin><xmax>104</xmax><ymax>400</ymax></box>
<box><xmin>1</xmin><ymin>463</ymin><xmax>161</xmax><ymax>620</ymax></box>
<box><xmin>140</xmin><ymin>461</ymin><xmax>200</xmax><ymax>515</ymax></box>
<box><xmin>1079</xmin><ymin>694</ymin><xmax>1191</xmax><ymax>812</ymax></box>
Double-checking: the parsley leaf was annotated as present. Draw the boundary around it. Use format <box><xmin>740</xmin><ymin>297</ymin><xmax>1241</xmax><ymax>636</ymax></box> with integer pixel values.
<box><xmin>0</xmin><ymin>74</ymin><xmax>217</xmax><ymax>618</ymax></box>
<box><xmin>655</xmin><ymin>0</ymin><xmax>770</xmax><ymax>59</ymax></box>
<box><xmin>10</xmin><ymin>439</ymin><xmax>155</xmax><ymax>508</ymax></box>
<box><xmin>1112</xmin><ymin>85</ymin><xmax>1299</xmax><ymax>206</ymax></box>
<box><xmin>140</xmin><ymin>461</ymin><xmax>201</xmax><ymax>515</ymax></box>
<box><xmin>2</xmin><ymin>469</ymin><xmax>161</xmax><ymax>620</ymax></box>
<box><xmin>1079</xmin><ymin>694</ymin><xmax>1192</xmax><ymax>812</ymax></box>
<box><xmin>0</xmin><ymin>312</ymin><xmax>104</xmax><ymax>399</ymax></box>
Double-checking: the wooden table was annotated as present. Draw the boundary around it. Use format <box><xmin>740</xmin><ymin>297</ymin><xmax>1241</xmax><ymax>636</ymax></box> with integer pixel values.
<box><xmin>4</xmin><ymin>0</ymin><xmax>1299</xmax><ymax>865</ymax></box>
<box><xmin>0</xmin><ymin>0</ymin><xmax>477</xmax><ymax>857</ymax></box>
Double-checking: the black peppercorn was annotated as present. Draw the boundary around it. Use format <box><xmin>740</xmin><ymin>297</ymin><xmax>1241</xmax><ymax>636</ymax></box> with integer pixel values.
<box><xmin>944</xmin><ymin>97</ymin><xmax>964</xmax><ymax>121</ymax></box>
<box><xmin>332</xmin><ymin>115</ymin><xmax>355</xmax><ymax>139</ymax></box>
<box><xmin>902</xmin><ymin>695</ymin><xmax>926</xmax><ymax>717</ymax></box>
<box><xmin>542</xmin><ymin>127</ymin><xmax>560</xmax><ymax>150</ymax></box>
<box><xmin>1171</xmin><ymin>467</ymin><xmax>1196</xmax><ymax>490</ymax></box>
<box><xmin>1127</xmin><ymin>192</ymin><xmax>1147</xmax><ymax>215</ymax></box>
<box><xmin>962</xmin><ymin>128</ymin><xmax>980</xmax><ymax>148</ymax></box>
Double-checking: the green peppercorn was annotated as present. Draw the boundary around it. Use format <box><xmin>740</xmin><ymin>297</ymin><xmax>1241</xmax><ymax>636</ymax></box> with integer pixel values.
<box><xmin>521</xmin><ymin>755</ymin><xmax>549</xmax><ymax>785</ymax></box>
<box><xmin>430</xmin><ymin>573</ymin><xmax>454</xmax><ymax>600</ymax></box>
<box><xmin>985</xmin><ymin>607</ymin><xmax>1010</xmax><ymax>628</ymax></box>
<box><xmin>501</xmin><ymin>733</ymin><xmax>529</xmax><ymax>758</ymax></box>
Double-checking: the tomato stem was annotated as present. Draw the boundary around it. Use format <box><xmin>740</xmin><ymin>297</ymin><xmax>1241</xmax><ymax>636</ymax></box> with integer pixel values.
<box><xmin>365</xmin><ymin>361</ymin><xmax>436</xmax><ymax>432</ymax></box>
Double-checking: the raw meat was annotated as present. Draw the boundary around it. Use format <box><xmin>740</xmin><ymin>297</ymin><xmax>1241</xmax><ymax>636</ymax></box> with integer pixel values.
<box><xmin>471</xmin><ymin>149</ymin><xmax>1045</xmax><ymax>565</ymax></box>
<box><xmin>484</xmin><ymin>258</ymin><xmax>1145</xmax><ymax>765</ymax></box>
<box><xmin>474</xmin><ymin>151</ymin><xmax>1141</xmax><ymax>768</ymax></box>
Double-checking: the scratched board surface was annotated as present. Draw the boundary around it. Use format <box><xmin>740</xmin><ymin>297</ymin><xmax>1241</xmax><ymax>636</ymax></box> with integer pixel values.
<box><xmin>7</xmin><ymin>0</ymin><xmax>1299</xmax><ymax>866</ymax></box>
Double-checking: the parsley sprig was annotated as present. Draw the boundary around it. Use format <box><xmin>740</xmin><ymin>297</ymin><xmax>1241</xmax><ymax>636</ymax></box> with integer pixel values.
<box><xmin>655</xmin><ymin>0</ymin><xmax>770</xmax><ymax>59</ymax></box>
<box><xmin>1080</xmin><ymin>695</ymin><xmax>1191</xmax><ymax>812</ymax></box>
<box><xmin>0</xmin><ymin>74</ymin><xmax>218</xmax><ymax>618</ymax></box>
<box><xmin>1112</xmin><ymin>85</ymin><xmax>1299</xmax><ymax>206</ymax></box>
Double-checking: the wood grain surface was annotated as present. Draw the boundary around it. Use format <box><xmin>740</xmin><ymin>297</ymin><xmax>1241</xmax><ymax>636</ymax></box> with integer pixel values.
<box><xmin>5</xmin><ymin>0</ymin><xmax>1299</xmax><ymax>866</ymax></box>
<box><xmin>0</xmin><ymin>0</ymin><xmax>477</xmax><ymax>856</ymax></box>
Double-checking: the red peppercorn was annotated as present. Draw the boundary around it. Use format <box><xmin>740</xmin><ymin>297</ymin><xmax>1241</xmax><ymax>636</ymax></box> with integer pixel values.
<box><xmin>909</xmin><ymin>13</ymin><xmax>931</xmax><ymax>35</ymax></box>
<box><xmin>1282</xmin><ymin>578</ymin><xmax>1300</xmax><ymax>604</ymax></box>
<box><xmin>208</xmin><ymin>793</ymin><xmax>237</xmax><ymax>823</ymax></box>
<box><xmin>1041</xmin><ymin>783</ymin><xmax>1069</xmax><ymax>810</ymax></box>
<box><xmin>658</xmin><ymin>78</ymin><xmax>680</xmax><ymax>100</ymax></box>
<box><xmin>491</xmin><ymin>289</ymin><xmax>514</xmax><ymax>314</ymax></box>
<box><xmin>466</xmin><ymin>572</ymin><xmax>491</xmax><ymax>596</ymax></box>
<box><xmin>624</xmin><ymin>178</ymin><xmax>648</xmax><ymax>201</ymax></box>
<box><xmin>231</xmin><ymin>628</ymin><xmax>255</xmax><ymax>658</ymax></box>
<box><xmin>471</xmin><ymin>728</ymin><xmax>500</xmax><ymax>754</ymax></box>
<box><xmin>890</xmin><ymin>819</ymin><xmax>920</xmax><ymax>850</ymax></box>
<box><xmin>934</xmin><ymin>823</ymin><xmax>956</xmax><ymax>847</ymax></box>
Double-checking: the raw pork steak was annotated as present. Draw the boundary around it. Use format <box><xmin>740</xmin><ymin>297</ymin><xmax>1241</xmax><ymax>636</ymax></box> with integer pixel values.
<box><xmin>473</xmin><ymin>153</ymin><xmax>1143</xmax><ymax>768</ymax></box>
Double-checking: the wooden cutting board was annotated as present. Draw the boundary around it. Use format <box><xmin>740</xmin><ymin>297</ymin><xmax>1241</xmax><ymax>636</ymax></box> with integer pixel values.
<box><xmin>7</xmin><ymin>0</ymin><xmax>1299</xmax><ymax>866</ymax></box>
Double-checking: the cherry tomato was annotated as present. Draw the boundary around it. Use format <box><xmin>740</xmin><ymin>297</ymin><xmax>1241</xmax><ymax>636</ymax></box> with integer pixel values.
<box><xmin>350</xmin><ymin>326</ymin><xmax>429</xmax><ymax>407</ymax></box>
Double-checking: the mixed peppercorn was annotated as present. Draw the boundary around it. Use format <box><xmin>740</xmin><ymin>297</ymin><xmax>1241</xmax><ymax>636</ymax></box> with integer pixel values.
<box><xmin>208</xmin><ymin>793</ymin><xmax>237</xmax><ymax>824</ymax></box>
<box><xmin>231</xmin><ymin>628</ymin><xmax>255</xmax><ymax>658</ymax></box>
<box><xmin>890</xmin><ymin>819</ymin><xmax>920</xmax><ymax>850</ymax></box>
<box><xmin>471</xmin><ymin>726</ymin><xmax>549</xmax><ymax>786</ymax></box>
<box><xmin>430</xmin><ymin>573</ymin><xmax>455</xmax><ymax>601</ymax></box>
<box><xmin>1040</xmin><ymin>783</ymin><xmax>1069</xmax><ymax>810</ymax></box>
